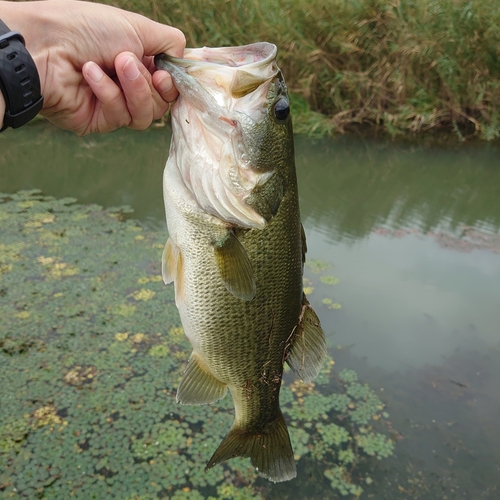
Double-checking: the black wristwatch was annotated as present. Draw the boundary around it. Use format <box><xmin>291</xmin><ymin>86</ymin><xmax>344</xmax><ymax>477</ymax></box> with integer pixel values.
<box><xmin>0</xmin><ymin>19</ymin><xmax>43</xmax><ymax>132</ymax></box>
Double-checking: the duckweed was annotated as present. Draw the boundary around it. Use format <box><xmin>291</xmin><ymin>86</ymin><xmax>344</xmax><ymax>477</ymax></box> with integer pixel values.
<box><xmin>304</xmin><ymin>259</ymin><xmax>331</xmax><ymax>274</ymax></box>
<box><xmin>0</xmin><ymin>191</ymin><xmax>395</xmax><ymax>498</ymax></box>
<box><xmin>319</xmin><ymin>275</ymin><xmax>340</xmax><ymax>286</ymax></box>
<box><xmin>305</xmin><ymin>263</ymin><xmax>343</xmax><ymax>313</ymax></box>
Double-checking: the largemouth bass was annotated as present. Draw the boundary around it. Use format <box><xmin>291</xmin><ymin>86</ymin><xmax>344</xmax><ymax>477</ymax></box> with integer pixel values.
<box><xmin>155</xmin><ymin>42</ymin><xmax>326</xmax><ymax>483</ymax></box>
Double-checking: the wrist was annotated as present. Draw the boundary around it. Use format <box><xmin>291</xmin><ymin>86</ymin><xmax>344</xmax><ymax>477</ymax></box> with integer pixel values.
<box><xmin>0</xmin><ymin>2</ymin><xmax>50</xmax><ymax>97</ymax></box>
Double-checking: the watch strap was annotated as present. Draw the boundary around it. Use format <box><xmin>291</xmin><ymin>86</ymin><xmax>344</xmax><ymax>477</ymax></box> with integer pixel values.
<box><xmin>0</xmin><ymin>19</ymin><xmax>44</xmax><ymax>131</ymax></box>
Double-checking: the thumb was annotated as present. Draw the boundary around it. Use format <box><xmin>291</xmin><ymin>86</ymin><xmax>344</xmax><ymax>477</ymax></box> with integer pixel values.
<box><xmin>130</xmin><ymin>15</ymin><xmax>186</xmax><ymax>58</ymax></box>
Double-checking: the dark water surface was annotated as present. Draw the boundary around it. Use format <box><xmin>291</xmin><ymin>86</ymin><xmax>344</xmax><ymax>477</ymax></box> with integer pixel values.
<box><xmin>1</xmin><ymin>123</ymin><xmax>499</xmax><ymax>498</ymax></box>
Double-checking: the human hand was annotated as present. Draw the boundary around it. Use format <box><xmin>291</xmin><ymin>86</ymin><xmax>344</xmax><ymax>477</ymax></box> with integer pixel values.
<box><xmin>0</xmin><ymin>0</ymin><xmax>185</xmax><ymax>135</ymax></box>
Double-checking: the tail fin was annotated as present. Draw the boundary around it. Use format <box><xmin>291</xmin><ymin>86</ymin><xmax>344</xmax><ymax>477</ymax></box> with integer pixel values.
<box><xmin>205</xmin><ymin>411</ymin><xmax>296</xmax><ymax>483</ymax></box>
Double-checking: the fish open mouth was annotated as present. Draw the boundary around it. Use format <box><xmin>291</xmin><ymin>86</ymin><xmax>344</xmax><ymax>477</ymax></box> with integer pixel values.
<box><xmin>156</xmin><ymin>42</ymin><xmax>277</xmax><ymax>70</ymax></box>
<box><xmin>154</xmin><ymin>43</ymin><xmax>279</xmax><ymax>104</ymax></box>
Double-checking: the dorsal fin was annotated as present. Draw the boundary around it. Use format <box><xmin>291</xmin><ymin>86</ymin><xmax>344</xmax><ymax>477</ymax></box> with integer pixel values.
<box><xmin>301</xmin><ymin>224</ymin><xmax>307</xmax><ymax>265</ymax></box>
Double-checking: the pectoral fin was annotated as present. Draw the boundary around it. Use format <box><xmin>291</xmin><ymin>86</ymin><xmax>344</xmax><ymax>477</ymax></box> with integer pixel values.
<box><xmin>214</xmin><ymin>230</ymin><xmax>256</xmax><ymax>301</ymax></box>
<box><xmin>177</xmin><ymin>352</ymin><xmax>228</xmax><ymax>405</ymax></box>
<box><xmin>162</xmin><ymin>238</ymin><xmax>184</xmax><ymax>305</ymax></box>
<box><xmin>161</xmin><ymin>238</ymin><xmax>176</xmax><ymax>284</ymax></box>
<box><xmin>286</xmin><ymin>295</ymin><xmax>327</xmax><ymax>383</ymax></box>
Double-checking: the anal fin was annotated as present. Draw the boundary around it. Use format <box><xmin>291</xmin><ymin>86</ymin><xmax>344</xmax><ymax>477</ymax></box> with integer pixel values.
<box><xmin>286</xmin><ymin>295</ymin><xmax>327</xmax><ymax>383</ymax></box>
<box><xmin>177</xmin><ymin>352</ymin><xmax>227</xmax><ymax>405</ymax></box>
<box><xmin>205</xmin><ymin>411</ymin><xmax>296</xmax><ymax>483</ymax></box>
<box><xmin>214</xmin><ymin>230</ymin><xmax>255</xmax><ymax>301</ymax></box>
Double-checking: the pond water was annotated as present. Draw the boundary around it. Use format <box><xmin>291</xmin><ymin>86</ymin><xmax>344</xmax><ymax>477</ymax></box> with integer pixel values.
<box><xmin>1</xmin><ymin>123</ymin><xmax>499</xmax><ymax>498</ymax></box>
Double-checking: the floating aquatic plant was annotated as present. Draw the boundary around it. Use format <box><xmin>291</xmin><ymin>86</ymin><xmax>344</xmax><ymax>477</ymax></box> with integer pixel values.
<box><xmin>0</xmin><ymin>191</ymin><xmax>395</xmax><ymax>499</ymax></box>
<box><xmin>319</xmin><ymin>275</ymin><xmax>340</xmax><ymax>286</ymax></box>
<box><xmin>304</xmin><ymin>261</ymin><xmax>343</xmax><ymax>313</ymax></box>
<box><xmin>305</xmin><ymin>259</ymin><xmax>332</xmax><ymax>274</ymax></box>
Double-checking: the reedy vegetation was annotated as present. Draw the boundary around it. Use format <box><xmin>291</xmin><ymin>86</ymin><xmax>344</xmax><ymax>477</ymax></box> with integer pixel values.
<box><xmin>110</xmin><ymin>0</ymin><xmax>500</xmax><ymax>140</ymax></box>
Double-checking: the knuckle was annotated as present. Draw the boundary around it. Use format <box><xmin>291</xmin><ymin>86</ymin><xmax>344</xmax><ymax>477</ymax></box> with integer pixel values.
<box><xmin>118</xmin><ymin>115</ymin><xmax>133</xmax><ymax>129</ymax></box>
<box><xmin>129</xmin><ymin>119</ymin><xmax>151</xmax><ymax>131</ymax></box>
<box><xmin>153</xmin><ymin>102</ymin><xmax>169</xmax><ymax>121</ymax></box>
<box><xmin>173</xmin><ymin>28</ymin><xmax>187</xmax><ymax>50</ymax></box>
<box><xmin>124</xmin><ymin>74</ymin><xmax>152</xmax><ymax>103</ymax></box>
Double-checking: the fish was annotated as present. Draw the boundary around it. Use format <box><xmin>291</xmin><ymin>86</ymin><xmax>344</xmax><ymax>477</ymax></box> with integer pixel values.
<box><xmin>154</xmin><ymin>42</ymin><xmax>326</xmax><ymax>483</ymax></box>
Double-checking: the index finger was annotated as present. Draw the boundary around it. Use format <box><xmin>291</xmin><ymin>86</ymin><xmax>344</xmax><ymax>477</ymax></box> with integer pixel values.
<box><xmin>141</xmin><ymin>55</ymin><xmax>179</xmax><ymax>106</ymax></box>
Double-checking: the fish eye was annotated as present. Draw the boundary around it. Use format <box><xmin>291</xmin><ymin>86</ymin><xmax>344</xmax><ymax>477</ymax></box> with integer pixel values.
<box><xmin>273</xmin><ymin>97</ymin><xmax>290</xmax><ymax>122</ymax></box>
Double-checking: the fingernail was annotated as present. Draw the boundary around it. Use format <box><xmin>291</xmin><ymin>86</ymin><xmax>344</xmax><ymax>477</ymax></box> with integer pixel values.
<box><xmin>157</xmin><ymin>73</ymin><xmax>173</xmax><ymax>95</ymax></box>
<box><xmin>86</xmin><ymin>62</ymin><xmax>104</xmax><ymax>83</ymax></box>
<box><xmin>123</xmin><ymin>57</ymin><xmax>140</xmax><ymax>81</ymax></box>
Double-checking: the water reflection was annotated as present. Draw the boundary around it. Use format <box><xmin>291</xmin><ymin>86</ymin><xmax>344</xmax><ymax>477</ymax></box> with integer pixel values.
<box><xmin>2</xmin><ymin>124</ymin><xmax>500</xmax><ymax>237</ymax></box>
<box><xmin>295</xmin><ymin>134</ymin><xmax>500</xmax><ymax>240</ymax></box>
<box><xmin>308</xmin><ymin>229</ymin><xmax>500</xmax><ymax>370</ymax></box>
<box><xmin>0</xmin><ymin>123</ymin><xmax>170</xmax><ymax>228</ymax></box>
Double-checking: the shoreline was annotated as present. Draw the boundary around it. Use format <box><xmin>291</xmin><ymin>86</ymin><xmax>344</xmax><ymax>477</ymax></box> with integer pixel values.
<box><xmin>108</xmin><ymin>0</ymin><xmax>500</xmax><ymax>141</ymax></box>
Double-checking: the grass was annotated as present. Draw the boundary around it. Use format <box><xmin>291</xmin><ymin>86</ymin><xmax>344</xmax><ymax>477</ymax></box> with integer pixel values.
<box><xmin>106</xmin><ymin>0</ymin><xmax>500</xmax><ymax>140</ymax></box>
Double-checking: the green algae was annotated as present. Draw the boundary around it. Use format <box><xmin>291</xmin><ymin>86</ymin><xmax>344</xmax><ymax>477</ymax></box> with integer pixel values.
<box><xmin>0</xmin><ymin>191</ymin><xmax>395</xmax><ymax>498</ymax></box>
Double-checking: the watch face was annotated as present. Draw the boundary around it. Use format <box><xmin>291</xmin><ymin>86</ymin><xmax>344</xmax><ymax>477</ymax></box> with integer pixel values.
<box><xmin>0</xmin><ymin>22</ymin><xmax>43</xmax><ymax>131</ymax></box>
